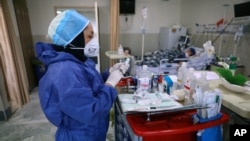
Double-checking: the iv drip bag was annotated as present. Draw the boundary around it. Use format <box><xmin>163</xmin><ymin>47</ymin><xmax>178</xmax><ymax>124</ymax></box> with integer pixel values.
<box><xmin>141</xmin><ymin>6</ymin><xmax>148</xmax><ymax>20</ymax></box>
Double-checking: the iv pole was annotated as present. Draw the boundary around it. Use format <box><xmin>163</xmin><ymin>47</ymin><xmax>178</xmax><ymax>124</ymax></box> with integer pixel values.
<box><xmin>218</xmin><ymin>4</ymin><xmax>230</xmax><ymax>57</ymax></box>
<box><xmin>233</xmin><ymin>25</ymin><xmax>244</xmax><ymax>56</ymax></box>
<box><xmin>135</xmin><ymin>6</ymin><xmax>147</xmax><ymax>63</ymax></box>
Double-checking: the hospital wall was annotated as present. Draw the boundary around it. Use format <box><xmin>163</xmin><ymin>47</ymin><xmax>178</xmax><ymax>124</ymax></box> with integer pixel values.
<box><xmin>180</xmin><ymin>0</ymin><xmax>250</xmax><ymax>77</ymax></box>
<box><xmin>26</xmin><ymin>0</ymin><xmax>250</xmax><ymax>77</ymax></box>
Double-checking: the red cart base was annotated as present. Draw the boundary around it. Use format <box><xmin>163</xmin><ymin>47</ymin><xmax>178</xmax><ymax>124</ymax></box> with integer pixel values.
<box><xmin>126</xmin><ymin>110</ymin><xmax>229</xmax><ymax>141</ymax></box>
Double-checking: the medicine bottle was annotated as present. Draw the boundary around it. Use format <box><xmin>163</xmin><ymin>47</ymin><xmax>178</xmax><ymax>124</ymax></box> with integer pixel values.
<box><xmin>118</xmin><ymin>44</ymin><xmax>124</xmax><ymax>55</ymax></box>
<box><xmin>137</xmin><ymin>65</ymin><xmax>152</xmax><ymax>93</ymax></box>
<box><xmin>183</xmin><ymin>68</ymin><xmax>196</xmax><ymax>104</ymax></box>
<box><xmin>196</xmin><ymin>71</ymin><xmax>209</xmax><ymax>93</ymax></box>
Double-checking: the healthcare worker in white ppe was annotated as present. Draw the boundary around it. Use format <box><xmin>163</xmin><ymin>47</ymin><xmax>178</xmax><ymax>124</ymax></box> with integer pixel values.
<box><xmin>35</xmin><ymin>9</ymin><xmax>129</xmax><ymax>141</ymax></box>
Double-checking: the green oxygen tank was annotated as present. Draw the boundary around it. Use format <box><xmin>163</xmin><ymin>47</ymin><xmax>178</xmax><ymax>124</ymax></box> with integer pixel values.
<box><xmin>229</xmin><ymin>56</ymin><xmax>237</xmax><ymax>76</ymax></box>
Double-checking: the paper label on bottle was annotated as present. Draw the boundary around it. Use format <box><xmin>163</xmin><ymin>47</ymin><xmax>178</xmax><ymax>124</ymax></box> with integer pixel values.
<box><xmin>139</xmin><ymin>78</ymin><xmax>150</xmax><ymax>90</ymax></box>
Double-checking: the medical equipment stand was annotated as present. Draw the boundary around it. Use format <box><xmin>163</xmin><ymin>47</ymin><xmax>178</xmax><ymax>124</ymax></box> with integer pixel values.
<box><xmin>135</xmin><ymin>6</ymin><xmax>147</xmax><ymax>63</ymax></box>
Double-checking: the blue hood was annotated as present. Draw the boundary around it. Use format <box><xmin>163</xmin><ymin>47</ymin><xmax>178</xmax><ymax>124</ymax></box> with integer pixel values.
<box><xmin>35</xmin><ymin>42</ymin><xmax>117</xmax><ymax>141</ymax></box>
<box><xmin>35</xmin><ymin>42</ymin><xmax>81</xmax><ymax>65</ymax></box>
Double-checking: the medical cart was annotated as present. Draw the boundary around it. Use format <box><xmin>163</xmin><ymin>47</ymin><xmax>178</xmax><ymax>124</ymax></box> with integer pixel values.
<box><xmin>114</xmin><ymin>94</ymin><xmax>229</xmax><ymax>141</ymax></box>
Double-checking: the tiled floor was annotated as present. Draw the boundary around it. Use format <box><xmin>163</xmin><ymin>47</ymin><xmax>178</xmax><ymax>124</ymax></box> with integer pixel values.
<box><xmin>0</xmin><ymin>87</ymin><xmax>115</xmax><ymax>141</ymax></box>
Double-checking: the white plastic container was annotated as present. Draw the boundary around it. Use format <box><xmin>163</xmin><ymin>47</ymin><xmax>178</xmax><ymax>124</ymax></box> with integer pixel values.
<box><xmin>137</xmin><ymin>65</ymin><xmax>152</xmax><ymax>93</ymax></box>
<box><xmin>196</xmin><ymin>71</ymin><xmax>209</xmax><ymax>93</ymax></box>
<box><xmin>183</xmin><ymin>68</ymin><xmax>197</xmax><ymax>104</ymax></box>
<box><xmin>177</xmin><ymin>62</ymin><xmax>188</xmax><ymax>88</ymax></box>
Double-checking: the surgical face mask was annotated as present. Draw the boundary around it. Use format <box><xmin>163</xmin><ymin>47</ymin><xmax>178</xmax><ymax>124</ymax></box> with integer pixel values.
<box><xmin>185</xmin><ymin>52</ymin><xmax>189</xmax><ymax>57</ymax></box>
<box><xmin>69</xmin><ymin>37</ymin><xmax>100</xmax><ymax>57</ymax></box>
<box><xmin>84</xmin><ymin>37</ymin><xmax>100</xmax><ymax>57</ymax></box>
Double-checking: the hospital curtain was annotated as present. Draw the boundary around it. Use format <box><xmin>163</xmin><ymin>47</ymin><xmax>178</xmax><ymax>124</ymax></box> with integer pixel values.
<box><xmin>0</xmin><ymin>0</ymin><xmax>29</xmax><ymax>111</ymax></box>
<box><xmin>110</xmin><ymin>0</ymin><xmax>120</xmax><ymax>66</ymax></box>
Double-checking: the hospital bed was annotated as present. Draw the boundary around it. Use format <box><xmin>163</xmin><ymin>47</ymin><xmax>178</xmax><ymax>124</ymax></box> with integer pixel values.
<box><xmin>133</xmin><ymin>46</ymin><xmax>212</xmax><ymax>75</ymax></box>
<box><xmin>136</xmin><ymin>59</ymin><xmax>181</xmax><ymax>76</ymax></box>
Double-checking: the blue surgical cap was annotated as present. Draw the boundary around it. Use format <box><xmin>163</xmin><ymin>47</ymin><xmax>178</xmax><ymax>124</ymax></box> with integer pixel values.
<box><xmin>48</xmin><ymin>9</ymin><xmax>89</xmax><ymax>47</ymax></box>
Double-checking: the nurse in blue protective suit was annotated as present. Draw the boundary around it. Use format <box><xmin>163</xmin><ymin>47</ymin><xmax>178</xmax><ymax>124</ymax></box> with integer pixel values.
<box><xmin>35</xmin><ymin>9</ymin><xmax>129</xmax><ymax>141</ymax></box>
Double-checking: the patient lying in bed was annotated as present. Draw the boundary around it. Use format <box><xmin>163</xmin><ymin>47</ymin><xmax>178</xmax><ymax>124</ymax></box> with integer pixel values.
<box><xmin>178</xmin><ymin>47</ymin><xmax>196</xmax><ymax>58</ymax></box>
<box><xmin>174</xmin><ymin>47</ymin><xmax>197</xmax><ymax>64</ymax></box>
<box><xmin>184</xmin><ymin>41</ymin><xmax>215</xmax><ymax>70</ymax></box>
<box><xmin>134</xmin><ymin>41</ymin><xmax>215</xmax><ymax>74</ymax></box>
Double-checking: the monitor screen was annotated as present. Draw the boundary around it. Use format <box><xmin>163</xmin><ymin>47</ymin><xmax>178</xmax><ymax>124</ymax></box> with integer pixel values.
<box><xmin>120</xmin><ymin>0</ymin><xmax>135</xmax><ymax>15</ymax></box>
<box><xmin>234</xmin><ymin>1</ymin><xmax>250</xmax><ymax>18</ymax></box>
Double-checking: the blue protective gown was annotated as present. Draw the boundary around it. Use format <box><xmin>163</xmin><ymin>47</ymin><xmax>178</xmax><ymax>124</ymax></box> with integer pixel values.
<box><xmin>35</xmin><ymin>42</ymin><xmax>117</xmax><ymax>141</ymax></box>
